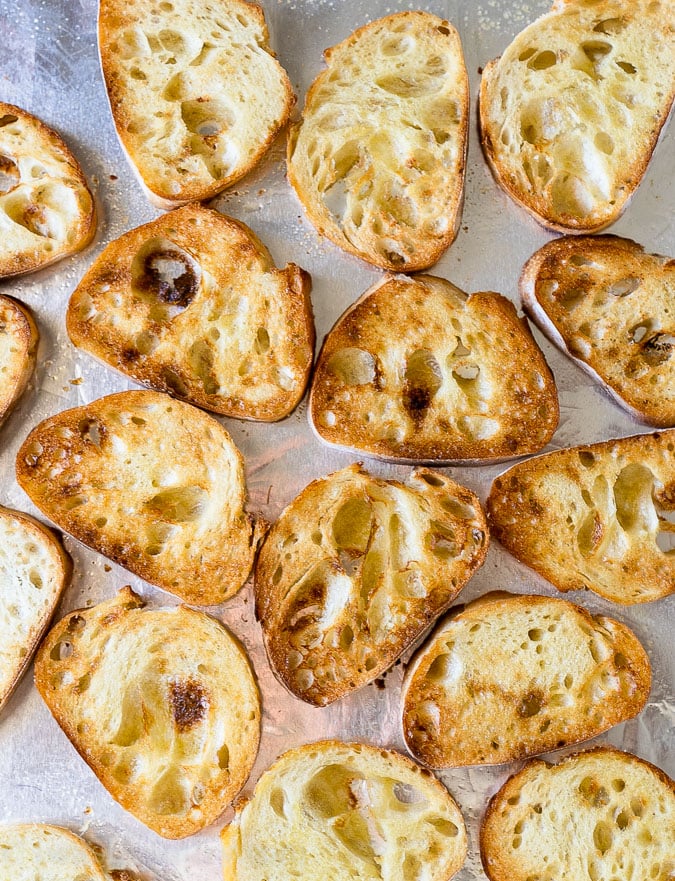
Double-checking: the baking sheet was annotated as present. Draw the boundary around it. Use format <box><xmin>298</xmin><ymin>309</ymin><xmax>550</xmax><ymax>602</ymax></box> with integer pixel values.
<box><xmin>0</xmin><ymin>0</ymin><xmax>673</xmax><ymax>877</ymax></box>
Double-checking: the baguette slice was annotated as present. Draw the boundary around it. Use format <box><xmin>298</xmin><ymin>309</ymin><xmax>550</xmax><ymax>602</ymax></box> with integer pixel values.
<box><xmin>479</xmin><ymin>0</ymin><xmax>675</xmax><ymax>233</ymax></box>
<box><xmin>487</xmin><ymin>431</ymin><xmax>675</xmax><ymax>604</ymax></box>
<box><xmin>35</xmin><ymin>587</ymin><xmax>261</xmax><ymax>839</ymax></box>
<box><xmin>221</xmin><ymin>740</ymin><xmax>467</xmax><ymax>881</ymax></box>
<box><xmin>0</xmin><ymin>823</ymin><xmax>107</xmax><ymax>880</ymax></box>
<box><xmin>99</xmin><ymin>0</ymin><xmax>294</xmax><ymax>207</ymax></box>
<box><xmin>309</xmin><ymin>274</ymin><xmax>559</xmax><ymax>464</ymax></box>
<box><xmin>287</xmin><ymin>12</ymin><xmax>469</xmax><ymax>271</ymax></box>
<box><xmin>480</xmin><ymin>747</ymin><xmax>675</xmax><ymax>881</ymax></box>
<box><xmin>0</xmin><ymin>103</ymin><xmax>96</xmax><ymax>277</ymax></box>
<box><xmin>0</xmin><ymin>506</ymin><xmax>71</xmax><ymax>715</ymax></box>
<box><xmin>255</xmin><ymin>464</ymin><xmax>488</xmax><ymax>706</ymax></box>
<box><xmin>402</xmin><ymin>592</ymin><xmax>650</xmax><ymax>768</ymax></box>
<box><xmin>67</xmin><ymin>205</ymin><xmax>314</xmax><ymax>421</ymax></box>
<box><xmin>16</xmin><ymin>390</ymin><xmax>264</xmax><ymax>605</ymax></box>
<box><xmin>0</xmin><ymin>296</ymin><xmax>39</xmax><ymax>427</ymax></box>
<box><xmin>521</xmin><ymin>235</ymin><xmax>675</xmax><ymax>427</ymax></box>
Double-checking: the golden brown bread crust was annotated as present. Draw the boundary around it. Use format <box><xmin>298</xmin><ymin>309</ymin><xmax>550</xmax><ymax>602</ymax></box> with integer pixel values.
<box><xmin>0</xmin><ymin>103</ymin><xmax>96</xmax><ymax>277</ymax></box>
<box><xmin>287</xmin><ymin>12</ymin><xmax>469</xmax><ymax>271</ymax></box>
<box><xmin>35</xmin><ymin>588</ymin><xmax>261</xmax><ymax>838</ymax></box>
<box><xmin>0</xmin><ymin>296</ymin><xmax>39</xmax><ymax>427</ymax></box>
<box><xmin>487</xmin><ymin>431</ymin><xmax>675</xmax><ymax>604</ymax></box>
<box><xmin>520</xmin><ymin>235</ymin><xmax>675</xmax><ymax>427</ymax></box>
<box><xmin>255</xmin><ymin>464</ymin><xmax>488</xmax><ymax>706</ymax></box>
<box><xmin>309</xmin><ymin>274</ymin><xmax>559</xmax><ymax>463</ymax></box>
<box><xmin>480</xmin><ymin>746</ymin><xmax>675</xmax><ymax>881</ymax></box>
<box><xmin>401</xmin><ymin>592</ymin><xmax>651</xmax><ymax>768</ymax></box>
<box><xmin>16</xmin><ymin>390</ymin><xmax>264</xmax><ymax>605</ymax></box>
<box><xmin>67</xmin><ymin>205</ymin><xmax>315</xmax><ymax>421</ymax></box>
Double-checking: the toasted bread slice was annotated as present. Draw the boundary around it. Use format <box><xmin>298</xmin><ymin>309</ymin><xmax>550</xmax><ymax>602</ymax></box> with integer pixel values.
<box><xmin>0</xmin><ymin>823</ymin><xmax>107</xmax><ymax>880</ymax></box>
<box><xmin>309</xmin><ymin>274</ymin><xmax>559</xmax><ymax>464</ymax></box>
<box><xmin>479</xmin><ymin>0</ymin><xmax>675</xmax><ymax>233</ymax></box>
<box><xmin>98</xmin><ymin>0</ymin><xmax>294</xmax><ymax>207</ymax></box>
<box><xmin>520</xmin><ymin>235</ymin><xmax>675</xmax><ymax>427</ymax></box>
<box><xmin>287</xmin><ymin>12</ymin><xmax>469</xmax><ymax>271</ymax></box>
<box><xmin>221</xmin><ymin>740</ymin><xmax>467</xmax><ymax>881</ymax></box>
<box><xmin>16</xmin><ymin>390</ymin><xmax>264</xmax><ymax>605</ymax></box>
<box><xmin>402</xmin><ymin>592</ymin><xmax>650</xmax><ymax>768</ymax></box>
<box><xmin>35</xmin><ymin>587</ymin><xmax>261</xmax><ymax>839</ymax></box>
<box><xmin>255</xmin><ymin>464</ymin><xmax>487</xmax><ymax>706</ymax></box>
<box><xmin>487</xmin><ymin>431</ymin><xmax>675</xmax><ymax>604</ymax></box>
<box><xmin>480</xmin><ymin>746</ymin><xmax>675</xmax><ymax>881</ymax></box>
<box><xmin>0</xmin><ymin>506</ymin><xmax>71</xmax><ymax>715</ymax></box>
<box><xmin>0</xmin><ymin>296</ymin><xmax>38</xmax><ymax>427</ymax></box>
<box><xmin>0</xmin><ymin>104</ymin><xmax>96</xmax><ymax>277</ymax></box>
<box><xmin>67</xmin><ymin>205</ymin><xmax>314</xmax><ymax>421</ymax></box>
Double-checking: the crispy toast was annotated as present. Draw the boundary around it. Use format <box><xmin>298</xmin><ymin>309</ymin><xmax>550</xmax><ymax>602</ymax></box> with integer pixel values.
<box><xmin>67</xmin><ymin>204</ymin><xmax>314</xmax><ymax>421</ymax></box>
<box><xmin>0</xmin><ymin>296</ymin><xmax>38</xmax><ymax>427</ymax></box>
<box><xmin>287</xmin><ymin>12</ymin><xmax>469</xmax><ymax>271</ymax></box>
<box><xmin>35</xmin><ymin>588</ymin><xmax>261</xmax><ymax>838</ymax></box>
<box><xmin>0</xmin><ymin>823</ymin><xmax>107</xmax><ymax>880</ymax></box>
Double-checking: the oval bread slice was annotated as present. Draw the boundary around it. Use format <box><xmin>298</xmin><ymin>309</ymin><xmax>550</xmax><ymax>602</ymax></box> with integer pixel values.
<box><xmin>0</xmin><ymin>103</ymin><xmax>96</xmax><ymax>277</ymax></box>
<box><xmin>0</xmin><ymin>296</ymin><xmax>38</xmax><ymax>427</ymax></box>
<box><xmin>520</xmin><ymin>235</ymin><xmax>675</xmax><ymax>427</ymax></box>
<box><xmin>35</xmin><ymin>587</ymin><xmax>261</xmax><ymax>839</ymax></box>
<box><xmin>255</xmin><ymin>464</ymin><xmax>488</xmax><ymax>706</ymax></box>
<box><xmin>479</xmin><ymin>0</ymin><xmax>675</xmax><ymax>233</ymax></box>
<box><xmin>309</xmin><ymin>274</ymin><xmax>559</xmax><ymax>463</ymax></box>
<box><xmin>287</xmin><ymin>12</ymin><xmax>469</xmax><ymax>271</ymax></box>
<box><xmin>480</xmin><ymin>746</ymin><xmax>675</xmax><ymax>881</ymax></box>
<box><xmin>0</xmin><ymin>823</ymin><xmax>107</xmax><ymax>881</ymax></box>
<box><xmin>0</xmin><ymin>506</ymin><xmax>71</xmax><ymax>715</ymax></box>
<box><xmin>487</xmin><ymin>431</ymin><xmax>675</xmax><ymax>604</ymax></box>
<box><xmin>402</xmin><ymin>592</ymin><xmax>650</xmax><ymax>768</ymax></box>
<box><xmin>16</xmin><ymin>390</ymin><xmax>264</xmax><ymax>605</ymax></box>
<box><xmin>99</xmin><ymin>0</ymin><xmax>294</xmax><ymax>207</ymax></box>
<box><xmin>67</xmin><ymin>204</ymin><xmax>314</xmax><ymax>421</ymax></box>
<box><xmin>221</xmin><ymin>740</ymin><xmax>467</xmax><ymax>881</ymax></box>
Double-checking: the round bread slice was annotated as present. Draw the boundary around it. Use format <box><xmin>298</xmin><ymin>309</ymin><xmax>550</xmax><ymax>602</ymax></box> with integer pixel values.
<box><xmin>0</xmin><ymin>823</ymin><xmax>107</xmax><ymax>880</ymax></box>
<box><xmin>67</xmin><ymin>204</ymin><xmax>314</xmax><ymax>421</ymax></box>
<box><xmin>16</xmin><ymin>390</ymin><xmax>264</xmax><ymax>605</ymax></box>
<box><xmin>98</xmin><ymin>0</ymin><xmax>294</xmax><ymax>207</ymax></box>
<box><xmin>402</xmin><ymin>592</ymin><xmax>651</xmax><ymax>768</ymax></box>
<box><xmin>35</xmin><ymin>587</ymin><xmax>261</xmax><ymax>839</ymax></box>
<box><xmin>255</xmin><ymin>464</ymin><xmax>488</xmax><ymax>706</ymax></box>
<box><xmin>221</xmin><ymin>740</ymin><xmax>467</xmax><ymax>881</ymax></box>
<box><xmin>0</xmin><ymin>296</ymin><xmax>39</xmax><ymax>427</ymax></box>
<box><xmin>287</xmin><ymin>12</ymin><xmax>469</xmax><ymax>271</ymax></box>
<box><xmin>520</xmin><ymin>235</ymin><xmax>675</xmax><ymax>428</ymax></box>
<box><xmin>309</xmin><ymin>274</ymin><xmax>559</xmax><ymax>464</ymax></box>
<box><xmin>0</xmin><ymin>506</ymin><xmax>71</xmax><ymax>716</ymax></box>
<box><xmin>479</xmin><ymin>0</ymin><xmax>675</xmax><ymax>233</ymax></box>
<box><xmin>0</xmin><ymin>104</ymin><xmax>96</xmax><ymax>277</ymax></box>
<box><xmin>480</xmin><ymin>746</ymin><xmax>675</xmax><ymax>881</ymax></box>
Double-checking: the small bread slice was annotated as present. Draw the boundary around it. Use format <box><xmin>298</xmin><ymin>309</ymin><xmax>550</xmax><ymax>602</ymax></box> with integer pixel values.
<box><xmin>0</xmin><ymin>295</ymin><xmax>38</xmax><ymax>427</ymax></box>
<box><xmin>480</xmin><ymin>747</ymin><xmax>675</xmax><ymax>881</ymax></box>
<box><xmin>479</xmin><ymin>0</ymin><xmax>675</xmax><ymax>233</ymax></box>
<box><xmin>402</xmin><ymin>592</ymin><xmax>650</xmax><ymax>768</ymax></box>
<box><xmin>309</xmin><ymin>274</ymin><xmax>559</xmax><ymax>464</ymax></box>
<box><xmin>487</xmin><ymin>431</ymin><xmax>675</xmax><ymax>604</ymax></box>
<box><xmin>0</xmin><ymin>506</ymin><xmax>71</xmax><ymax>715</ymax></box>
<box><xmin>520</xmin><ymin>235</ymin><xmax>675</xmax><ymax>427</ymax></box>
<box><xmin>0</xmin><ymin>823</ymin><xmax>107</xmax><ymax>880</ymax></box>
<box><xmin>287</xmin><ymin>12</ymin><xmax>469</xmax><ymax>271</ymax></box>
<box><xmin>16</xmin><ymin>390</ymin><xmax>264</xmax><ymax>605</ymax></box>
<box><xmin>67</xmin><ymin>205</ymin><xmax>314</xmax><ymax>421</ymax></box>
<box><xmin>221</xmin><ymin>740</ymin><xmax>467</xmax><ymax>881</ymax></box>
<box><xmin>98</xmin><ymin>0</ymin><xmax>294</xmax><ymax>207</ymax></box>
<box><xmin>0</xmin><ymin>104</ymin><xmax>96</xmax><ymax>277</ymax></box>
<box><xmin>35</xmin><ymin>587</ymin><xmax>261</xmax><ymax>839</ymax></box>
<box><xmin>255</xmin><ymin>464</ymin><xmax>488</xmax><ymax>706</ymax></box>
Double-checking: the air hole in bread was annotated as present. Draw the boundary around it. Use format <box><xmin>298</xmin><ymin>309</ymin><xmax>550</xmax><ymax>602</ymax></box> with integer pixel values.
<box><xmin>333</xmin><ymin>497</ymin><xmax>372</xmax><ymax>552</ymax></box>
<box><xmin>578</xmin><ymin>451</ymin><xmax>595</xmax><ymax>467</ymax></box>
<box><xmin>295</xmin><ymin>668</ymin><xmax>314</xmax><ymax>692</ymax></box>
<box><xmin>135</xmin><ymin>330</ymin><xmax>160</xmax><ymax>355</ymax></box>
<box><xmin>63</xmin><ymin>495</ymin><xmax>88</xmax><ymax>511</ymax></box>
<box><xmin>518</xmin><ymin>47</ymin><xmax>537</xmax><ymax>62</ymax></box>
<box><xmin>428</xmin><ymin>816</ymin><xmax>458</xmax><ymax>836</ymax></box>
<box><xmin>146</xmin><ymin>485</ymin><xmax>206</xmax><ymax>523</ymax></box>
<box><xmin>149</xmin><ymin>767</ymin><xmax>190</xmax><ymax>816</ymax></box>
<box><xmin>440</xmin><ymin>497</ymin><xmax>476</xmax><ymax>520</ymax></box>
<box><xmin>0</xmin><ymin>113</ymin><xmax>18</xmax><ymax>127</ymax></box>
<box><xmin>131</xmin><ymin>238</ymin><xmax>201</xmax><ymax>309</ymax></box>
<box><xmin>518</xmin><ymin>692</ymin><xmax>543</xmax><ymax>717</ymax></box>
<box><xmin>162</xmin><ymin>366</ymin><xmax>189</xmax><ymax>396</ymax></box>
<box><xmin>50</xmin><ymin>640</ymin><xmax>73</xmax><ymax>661</ymax></box>
<box><xmin>216</xmin><ymin>743</ymin><xmax>229</xmax><ymax>771</ymax></box>
<box><xmin>0</xmin><ymin>154</ymin><xmax>20</xmax><ymax>194</ymax></box>
<box><xmin>613</xmin><ymin>464</ymin><xmax>656</xmax><ymax>533</ymax></box>
<box><xmin>375</xmin><ymin>74</ymin><xmax>441</xmax><ymax>98</ymax></box>
<box><xmin>594</xmin><ymin>131</ymin><xmax>615</xmax><ymax>155</ymax></box>
<box><xmin>419</xmin><ymin>472</ymin><xmax>444</xmax><ymax>487</ymax></box>
<box><xmin>188</xmin><ymin>339</ymin><xmax>218</xmax><ymax>395</ymax></box>
<box><xmin>581</xmin><ymin>40</ymin><xmax>613</xmax><ymax>65</ymax></box>
<box><xmin>593</xmin><ymin>820</ymin><xmax>613</xmax><ymax>854</ymax></box>
<box><xmin>181</xmin><ymin>98</ymin><xmax>234</xmax><ymax>137</ymax></box>
<box><xmin>528</xmin><ymin>50</ymin><xmax>557</xmax><ymax>70</ymax></box>
<box><xmin>5</xmin><ymin>197</ymin><xmax>60</xmax><ymax>238</ymax></box>
<box><xmin>642</xmin><ymin>333</ymin><xmax>674</xmax><ymax>365</ymax></box>
<box><xmin>606</xmin><ymin>276</ymin><xmax>641</xmax><ymax>297</ymax></box>
<box><xmin>269</xmin><ymin>787</ymin><xmax>286</xmax><ymax>817</ymax></box>
<box><xmin>327</xmin><ymin>347</ymin><xmax>376</xmax><ymax>386</ymax></box>
<box><xmin>255</xmin><ymin>327</ymin><xmax>270</xmax><ymax>354</ymax></box>
<box><xmin>403</xmin><ymin>349</ymin><xmax>442</xmax><ymax>418</ymax></box>
<box><xmin>129</xmin><ymin>67</ymin><xmax>147</xmax><ymax>81</ymax></box>
<box><xmin>425</xmin><ymin>522</ymin><xmax>457</xmax><ymax>560</ymax></box>
<box><xmin>616</xmin><ymin>60</ymin><xmax>637</xmax><ymax>74</ymax></box>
